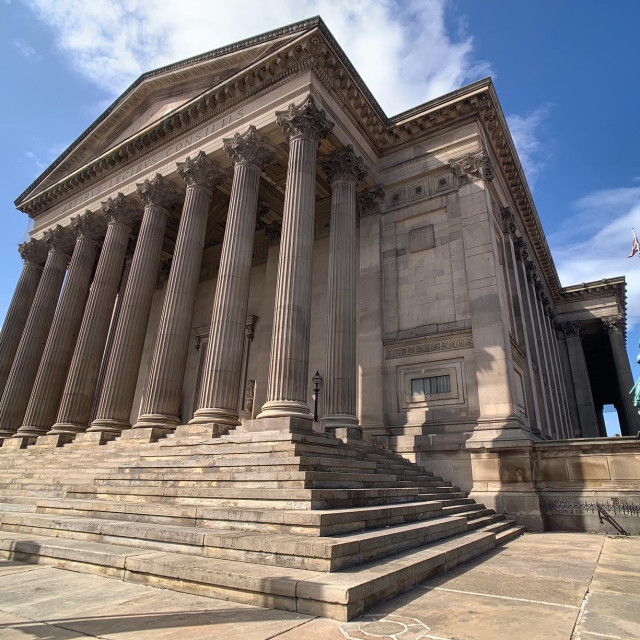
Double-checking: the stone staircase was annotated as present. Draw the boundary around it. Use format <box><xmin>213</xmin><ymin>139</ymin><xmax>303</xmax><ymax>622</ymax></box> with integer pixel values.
<box><xmin>0</xmin><ymin>426</ymin><xmax>524</xmax><ymax>620</ymax></box>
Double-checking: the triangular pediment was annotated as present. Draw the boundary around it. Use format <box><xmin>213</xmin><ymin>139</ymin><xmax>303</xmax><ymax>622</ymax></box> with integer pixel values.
<box><xmin>17</xmin><ymin>19</ymin><xmax>319</xmax><ymax>204</ymax></box>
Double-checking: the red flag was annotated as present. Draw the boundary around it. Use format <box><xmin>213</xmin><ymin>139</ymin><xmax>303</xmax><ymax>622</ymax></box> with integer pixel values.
<box><xmin>628</xmin><ymin>228</ymin><xmax>640</xmax><ymax>258</ymax></box>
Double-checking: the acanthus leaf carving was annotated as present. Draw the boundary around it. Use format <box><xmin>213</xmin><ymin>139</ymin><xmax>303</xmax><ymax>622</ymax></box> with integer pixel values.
<box><xmin>223</xmin><ymin>125</ymin><xmax>275</xmax><ymax>169</ymax></box>
<box><xmin>320</xmin><ymin>144</ymin><xmax>367</xmax><ymax>185</ymax></box>
<box><xmin>276</xmin><ymin>95</ymin><xmax>334</xmax><ymax>144</ymax></box>
<box><xmin>177</xmin><ymin>151</ymin><xmax>226</xmax><ymax>190</ymax></box>
<box><xmin>449</xmin><ymin>150</ymin><xmax>493</xmax><ymax>185</ymax></box>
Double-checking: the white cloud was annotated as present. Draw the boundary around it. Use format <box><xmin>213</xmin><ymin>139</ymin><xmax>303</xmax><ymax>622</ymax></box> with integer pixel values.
<box><xmin>550</xmin><ymin>185</ymin><xmax>640</xmax><ymax>328</ymax></box>
<box><xmin>24</xmin><ymin>0</ymin><xmax>491</xmax><ymax>116</ymax></box>
<box><xmin>24</xmin><ymin>142</ymin><xmax>69</xmax><ymax>171</ymax></box>
<box><xmin>506</xmin><ymin>105</ymin><xmax>552</xmax><ymax>189</ymax></box>
<box><xmin>14</xmin><ymin>40</ymin><xmax>37</xmax><ymax>58</ymax></box>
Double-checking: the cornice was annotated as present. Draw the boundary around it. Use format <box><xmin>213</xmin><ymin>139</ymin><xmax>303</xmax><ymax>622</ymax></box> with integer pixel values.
<box><xmin>13</xmin><ymin>18</ymin><xmax>583</xmax><ymax>312</ymax></box>
<box><xmin>16</xmin><ymin>16</ymin><xmax>324</xmax><ymax>208</ymax></box>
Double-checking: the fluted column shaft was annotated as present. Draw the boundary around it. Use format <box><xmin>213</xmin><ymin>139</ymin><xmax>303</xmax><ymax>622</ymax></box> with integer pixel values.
<box><xmin>259</xmin><ymin>140</ymin><xmax>319</xmax><ymax>418</ymax></box>
<box><xmin>137</xmin><ymin>182</ymin><xmax>215</xmax><ymax>429</ymax></box>
<box><xmin>90</xmin><ymin>177</ymin><xmax>174</xmax><ymax>433</ymax></box>
<box><xmin>257</xmin><ymin>98</ymin><xmax>333</xmax><ymax>421</ymax></box>
<box><xmin>324</xmin><ymin>179</ymin><xmax>358</xmax><ymax>427</ymax></box>
<box><xmin>17</xmin><ymin>234</ymin><xmax>99</xmax><ymax>436</ymax></box>
<box><xmin>0</xmin><ymin>241</ymin><xmax>46</xmax><ymax>398</ymax></box>
<box><xmin>51</xmin><ymin>219</ymin><xmax>133</xmax><ymax>434</ymax></box>
<box><xmin>0</xmin><ymin>243</ymin><xmax>71</xmax><ymax>438</ymax></box>
<box><xmin>190</xmin><ymin>165</ymin><xmax>262</xmax><ymax>425</ymax></box>
<box><xmin>606</xmin><ymin>319</ymin><xmax>640</xmax><ymax>436</ymax></box>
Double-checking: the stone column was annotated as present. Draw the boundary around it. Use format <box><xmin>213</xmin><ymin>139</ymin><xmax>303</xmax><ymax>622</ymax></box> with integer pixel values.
<box><xmin>16</xmin><ymin>212</ymin><xmax>107</xmax><ymax>437</ymax></box>
<box><xmin>134</xmin><ymin>153</ymin><xmax>224</xmax><ymax>431</ymax></box>
<box><xmin>562</xmin><ymin>321</ymin><xmax>599</xmax><ymax>438</ymax></box>
<box><xmin>556</xmin><ymin>323</ymin><xmax>582</xmax><ymax>437</ymax></box>
<box><xmin>603</xmin><ymin>315</ymin><xmax>640</xmax><ymax>436</ymax></box>
<box><xmin>191</xmin><ymin>126</ymin><xmax>275</xmax><ymax>427</ymax></box>
<box><xmin>0</xmin><ymin>226</ymin><xmax>75</xmax><ymax>439</ymax></box>
<box><xmin>258</xmin><ymin>96</ymin><xmax>333</xmax><ymax>422</ymax></box>
<box><xmin>253</xmin><ymin>223</ymin><xmax>281</xmax><ymax>417</ymax></box>
<box><xmin>0</xmin><ymin>240</ymin><xmax>47</xmax><ymax>398</ymax></box>
<box><xmin>357</xmin><ymin>187</ymin><xmax>387</xmax><ymax>440</ymax></box>
<box><xmin>89</xmin><ymin>174</ymin><xmax>177</xmax><ymax>434</ymax></box>
<box><xmin>50</xmin><ymin>195</ymin><xmax>142</xmax><ymax>434</ymax></box>
<box><xmin>320</xmin><ymin>145</ymin><xmax>367</xmax><ymax>438</ymax></box>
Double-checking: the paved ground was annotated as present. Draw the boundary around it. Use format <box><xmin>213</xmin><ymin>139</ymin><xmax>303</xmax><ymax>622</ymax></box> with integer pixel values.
<box><xmin>0</xmin><ymin>532</ymin><xmax>637</xmax><ymax>640</ymax></box>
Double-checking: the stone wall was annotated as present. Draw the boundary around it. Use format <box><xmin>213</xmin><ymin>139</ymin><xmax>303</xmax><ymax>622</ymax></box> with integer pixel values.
<box><xmin>533</xmin><ymin>437</ymin><xmax>640</xmax><ymax>535</ymax></box>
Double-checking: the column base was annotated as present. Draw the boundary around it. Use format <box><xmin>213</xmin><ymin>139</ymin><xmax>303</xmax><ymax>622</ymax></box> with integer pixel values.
<box><xmin>13</xmin><ymin>425</ymin><xmax>49</xmax><ymax>438</ymax></box>
<box><xmin>48</xmin><ymin>422</ymin><xmax>89</xmax><ymax>436</ymax></box>
<box><xmin>241</xmin><ymin>416</ymin><xmax>314</xmax><ymax>434</ymax></box>
<box><xmin>0</xmin><ymin>429</ymin><xmax>17</xmax><ymax>442</ymax></box>
<box><xmin>257</xmin><ymin>400</ymin><xmax>312</xmax><ymax>420</ymax></box>
<box><xmin>189</xmin><ymin>407</ymin><xmax>239</xmax><ymax>428</ymax></box>
<box><xmin>35</xmin><ymin>434</ymin><xmax>75</xmax><ymax>448</ymax></box>
<box><xmin>133</xmin><ymin>413</ymin><xmax>180</xmax><ymax>431</ymax></box>
<box><xmin>87</xmin><ymin>418</ymin><xmax>130</xmax><ymax>434</ymax></box>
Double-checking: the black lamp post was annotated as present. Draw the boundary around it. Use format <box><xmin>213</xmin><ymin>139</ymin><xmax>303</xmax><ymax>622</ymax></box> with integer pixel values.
<box><xmin>312</xmin><ymin>370</ymin><xmax>323</xmax><ymax>422</ymax></box>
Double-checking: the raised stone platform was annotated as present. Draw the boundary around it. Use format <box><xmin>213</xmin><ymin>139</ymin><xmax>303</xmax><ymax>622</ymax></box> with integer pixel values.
<box><xmin>0</xmin><ymin>427</ymin><xmax>524</xmax><ymax>619</ymax></box>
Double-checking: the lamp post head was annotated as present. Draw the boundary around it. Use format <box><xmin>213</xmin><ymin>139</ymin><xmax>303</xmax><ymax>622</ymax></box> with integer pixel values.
<box><xmin>313</xmin><ymin>370</ymin><xmax>322</xmax><ymax>388</ymax></box>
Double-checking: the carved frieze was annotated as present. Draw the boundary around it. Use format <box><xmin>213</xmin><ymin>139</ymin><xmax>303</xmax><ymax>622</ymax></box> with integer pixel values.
<box><xmin>448</xmin><ymin>150</ymin><xmax>493</xmax><ymax>185</ymax></box>
<box><xmin>385</xmin><ymin>334</ymin><xmax>473</xmax><ymax>360</ymax></box>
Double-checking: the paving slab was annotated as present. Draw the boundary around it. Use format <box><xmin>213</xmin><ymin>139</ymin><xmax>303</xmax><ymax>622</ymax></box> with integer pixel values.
<box><xmin>0</xmin><ymin>533</ymin><xmax>638</xmax><ymax>640</ymax></box>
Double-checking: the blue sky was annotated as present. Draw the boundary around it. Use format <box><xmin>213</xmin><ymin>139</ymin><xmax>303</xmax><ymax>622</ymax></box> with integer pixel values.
<box><xmin>0</xmin><ymin>0</ymin><xmax>638</xmax><ymax>435</ymax></box>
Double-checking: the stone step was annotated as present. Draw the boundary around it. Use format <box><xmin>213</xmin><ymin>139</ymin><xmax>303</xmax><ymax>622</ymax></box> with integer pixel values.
<box><xmin>0</xmin><ymin>510</ymin><xmax>472</xmax><ymax>571</ymax></box>
<box><xmin>34</xmin><ymin>497</ymin><xmax>450</xmax><ymax>535</ymax></box>
<box><xmin>91</xmin><ymin>470</ymin><xmax>445</xmax><ymax>489</ymax></box>
<box><xmin>0</xmin><ymin>527</ymin><xmax>497</xmax><ymax>620</ymax></box>
<box><xmin>66</xmin><ymin>485</ymin><xmax>427</xmax><ymax>509</ymax></box>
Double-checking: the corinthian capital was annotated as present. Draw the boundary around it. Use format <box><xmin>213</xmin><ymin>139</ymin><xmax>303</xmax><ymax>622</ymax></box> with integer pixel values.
<box><xmin>603</xmin><ymin>315</ymin><xmax>625</xmax><ymax>334</ymax></box>
<box><xmin>223</xmin><ymin>126</ymin><xmax>275</xmax><ymax>169</ymax></box>
<box><xmin>177</xmin><ymin>151</ymin><xmax>226</xmax><ymax>190</ymax></box>
<box><xmin>321</xmin><ymin>144</ymin><xmax>367</xmax><ymax>185</ymax></box>
<box><xmin>358</xmin><ymin>185</ymin><xmax>385</xmax><ymax>218</ymax></box>
<box><xmin>276</xmin><ymin>95</ymin><xmax>334</xmax><ymax>144</ymax></box>
<box><xmin>136</xmin><ymin>173</ymin><xmax>179</xmax><ymax>209</ymax></box>
<box><xmin>43</xmin><ymin>225</ymin><xmax>76</xmax><ymax>256</ymax></box>
<box><xmin>449</xmin><ymin>150</ymin><xmax>493</xmax><ymax>185</ymax></box>
<box><xmin>561</xmin><ymin>321</ymin><xmax>582</xmax><ymax>337</ymax></box>
<box><xmin>18</xmin><ymin>238</ymin><xmax>47</xmax><ymax>266</ymax></box>
<box><xmin>102</xmin><ymin>193</ymin><xmax>143</xmax><ymax>228</ymax></box>
<box><xmin>71</xmin><ymin>210</ymin><xmax>108</xmax><ymax>242</ymax></box>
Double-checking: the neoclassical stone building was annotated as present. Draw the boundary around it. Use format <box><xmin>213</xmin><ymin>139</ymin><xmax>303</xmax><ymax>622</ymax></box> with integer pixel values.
<box><xmin>0</xmin><ymin>17</ymin><xmax>638</xmax><ymax>523</ymax></box>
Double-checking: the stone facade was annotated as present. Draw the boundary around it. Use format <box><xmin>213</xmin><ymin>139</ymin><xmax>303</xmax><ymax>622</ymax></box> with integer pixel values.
<box><xmin>1</xmin><ymin>17</ymin><xmax>638</xmax><ymax>523</ymax></box>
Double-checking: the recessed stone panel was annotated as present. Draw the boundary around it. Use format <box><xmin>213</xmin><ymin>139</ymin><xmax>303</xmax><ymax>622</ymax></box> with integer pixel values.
<box><xmin>408</xmin><ymin>224</ymin><xmax>435</xmax><ymax>253</ymax></box>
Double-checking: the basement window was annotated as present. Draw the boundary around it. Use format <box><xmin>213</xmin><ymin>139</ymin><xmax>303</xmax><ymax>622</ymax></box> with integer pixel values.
<box><xmin>410</xmin><ymin>375</ymin><xmax>451</xmax><ymax>397</ymax></box>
